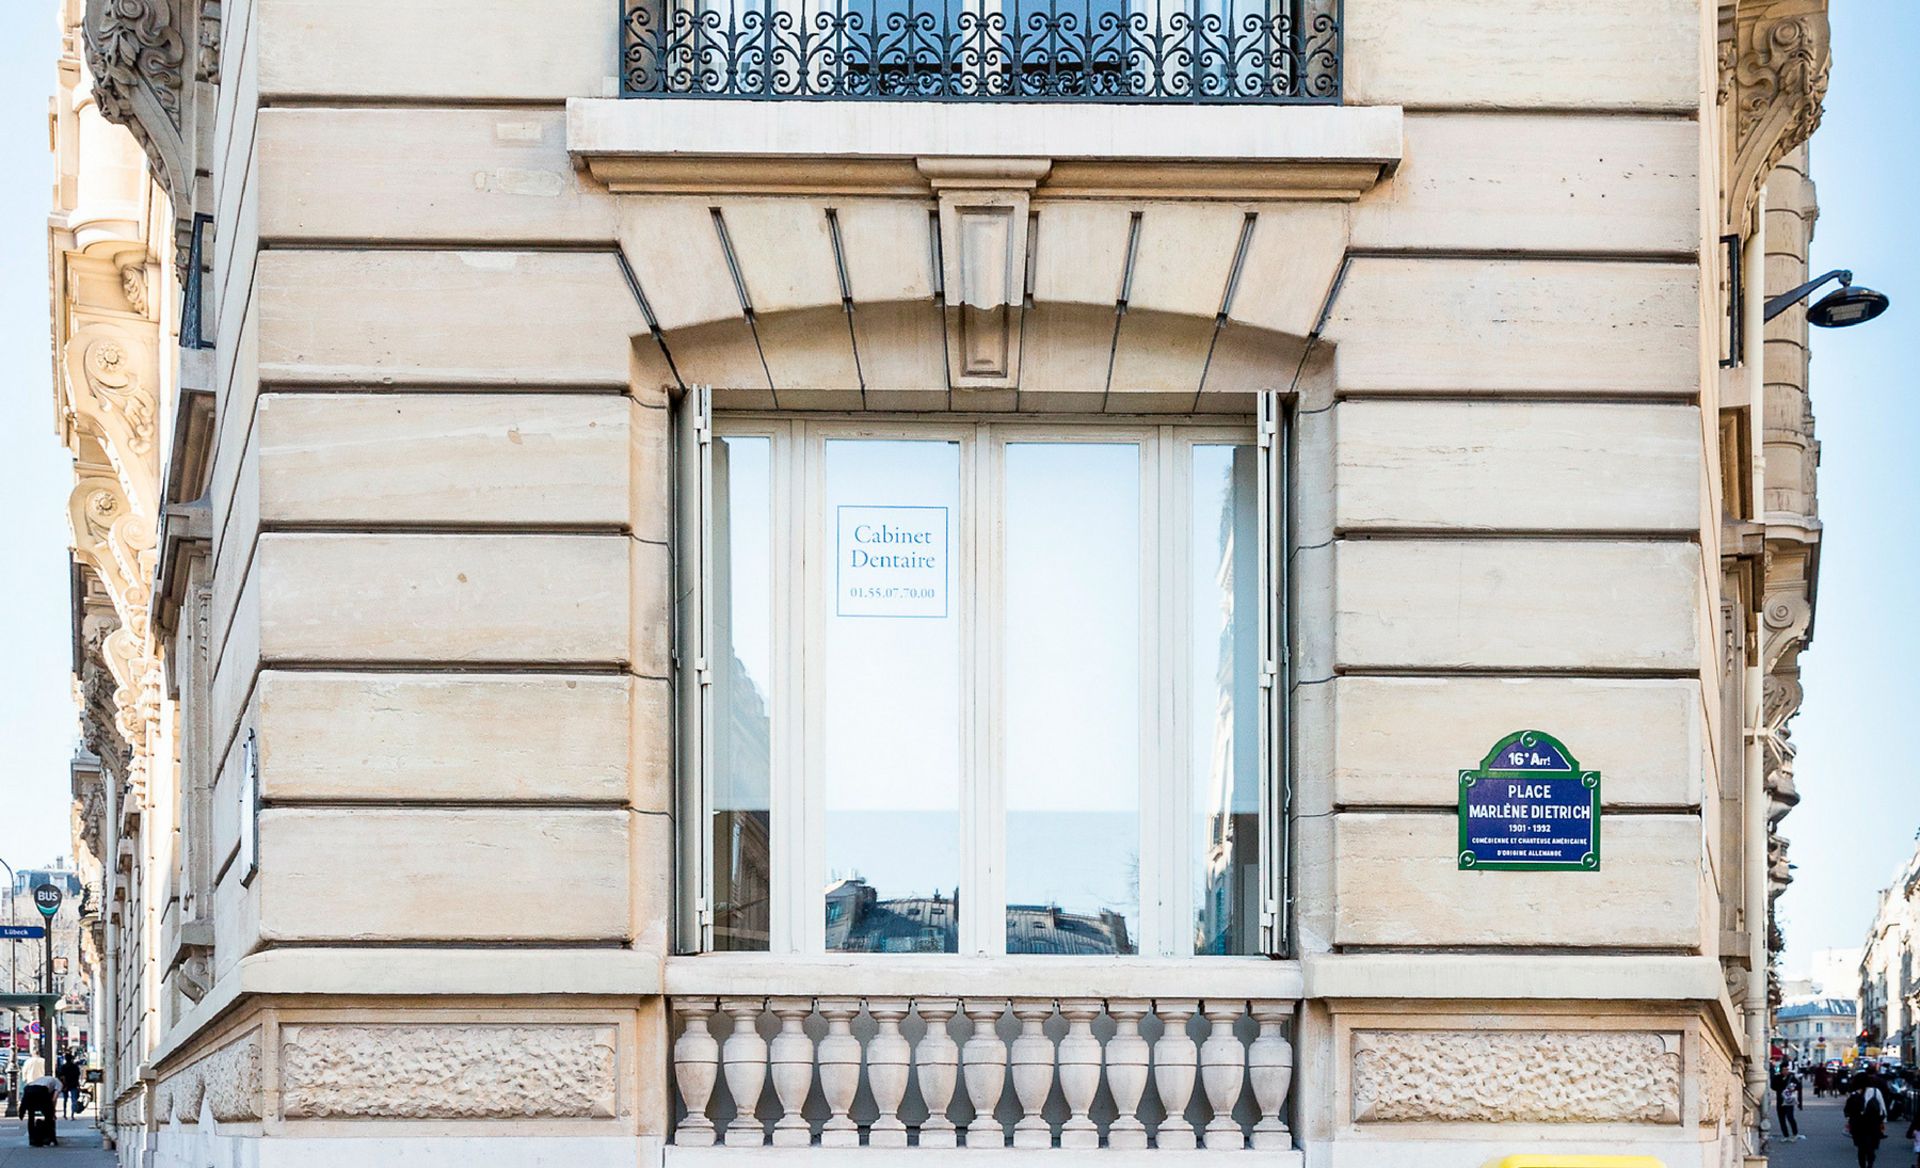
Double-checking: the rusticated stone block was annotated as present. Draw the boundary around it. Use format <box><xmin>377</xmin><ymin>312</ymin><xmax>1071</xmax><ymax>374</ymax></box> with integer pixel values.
<box><xmin>1351</xmin><ymin>1029</ymin><xmax>1681</xmax><ymax>1124</ymax></box>
<box><xmin>279</xmin><ymin>1024</ymin><xmax>618</xmax><ymax>1119</ymax></box>
<box><xmin>154</xmin><ymin>1030</ymin><xmax>264</xmax><ymax>1124</ymax></box>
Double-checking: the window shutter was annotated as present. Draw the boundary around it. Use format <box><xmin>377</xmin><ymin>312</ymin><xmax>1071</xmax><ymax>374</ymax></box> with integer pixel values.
<box><xmin>673</xmin><ymin>384</ymin><xmax>713</xmax><ymax>953</ymax></box>
<box><xmin>1256</xmin><ymin>391</ymin><xmax>1288</xmax><ymax>956</ymax></box>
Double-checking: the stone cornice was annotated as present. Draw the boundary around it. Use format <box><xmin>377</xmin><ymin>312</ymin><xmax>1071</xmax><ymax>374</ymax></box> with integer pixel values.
<box><xmin>570</xmin><ymin>99</ymin><xmax>1402</xmax><ymax>201</ymax></box>
<box><xmin>1718</xmin><ymin>0</ymin><xmax>1830</xmax><ymax>234</ymax></box>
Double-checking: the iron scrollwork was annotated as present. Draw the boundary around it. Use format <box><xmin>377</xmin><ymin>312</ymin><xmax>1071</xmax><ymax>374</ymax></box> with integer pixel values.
<box><xmin>622</xmin><ymin>0</ymin><xmax>1340</xmax><ymax>102</ymax></box>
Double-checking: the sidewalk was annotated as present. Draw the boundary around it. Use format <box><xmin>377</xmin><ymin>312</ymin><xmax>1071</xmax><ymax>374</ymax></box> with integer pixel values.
<box><xmin>0</xmin><ymin>1117</ymin><xmax>114</xmax><ymax>1166</ymax></box>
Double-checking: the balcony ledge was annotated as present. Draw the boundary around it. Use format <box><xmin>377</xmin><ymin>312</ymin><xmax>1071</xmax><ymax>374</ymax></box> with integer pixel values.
<box><xmin>569</xmin><ymin>98</ymin><xmax>1401</xmax><ymax>200</ymax></box>
<box><xmin>664</xmin><ymin>952</ymin><xmax>1303</xmax><ymax>999</ymax></box>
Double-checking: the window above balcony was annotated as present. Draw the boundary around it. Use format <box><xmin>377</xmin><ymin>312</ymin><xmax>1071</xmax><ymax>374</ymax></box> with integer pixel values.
<box><xmin>621</xmin><ymin>0</ymin><xmax>1340</xmax><ymax>102</ymax></box>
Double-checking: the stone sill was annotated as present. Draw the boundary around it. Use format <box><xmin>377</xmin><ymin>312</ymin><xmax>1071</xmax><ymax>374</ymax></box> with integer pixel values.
<box><xmin>568</xmin><ymin>98</ymin><xmax>1402</xmax><ymax>199</ymax></box>
<box><xmin>666</xmin><ymin>953</ymin><xmax>1305</xmax><ymax>1000</ymax></box>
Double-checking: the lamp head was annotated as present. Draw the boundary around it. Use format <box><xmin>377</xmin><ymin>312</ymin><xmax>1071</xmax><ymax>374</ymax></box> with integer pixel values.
<box><xmin>1808</xmin><ymin>282</ymin><xmax>1891</xmax><ymax>328</ymax></box>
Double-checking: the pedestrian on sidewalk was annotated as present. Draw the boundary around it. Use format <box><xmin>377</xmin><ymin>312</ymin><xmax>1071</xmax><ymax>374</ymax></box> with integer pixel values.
<box><xmin>56</xmin><ymin>1049</ymin><xmax>80</xmax><ymax>1118</ymax></box>
<box><xmin>1849</xmin><ymin>1073</ymin><xmax>1891</xmax><ymax>1168</ymax></box>
<box><xmin>1781</xmin><ymin>1077</ymin><xmax>1804</xmax><ymax>1140</ymax></box>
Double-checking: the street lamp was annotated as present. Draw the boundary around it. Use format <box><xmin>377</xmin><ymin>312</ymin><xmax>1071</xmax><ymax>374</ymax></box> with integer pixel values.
<box><xmin>1763</xmin><ymin>268</ymin><xmax>1892</xmax><ymax>328</ymax></box>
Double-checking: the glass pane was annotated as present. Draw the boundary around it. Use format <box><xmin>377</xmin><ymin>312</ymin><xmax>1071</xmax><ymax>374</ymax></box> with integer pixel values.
<box><xmin>1191</xmin><ymin>444</ymin><xmax>1261</xmax><ymax>955</ymax></box>
<box><xmin>1004</xmin><ymin>442</ymin><xmax>1140</xmax><ymax>955</ymax></box>
<box><xmin>823</xmin><ymin>439</ymin><xmax>963</xmax><ymax>953</ymax></box>
<box><xmin>711</xmin><ymin>435</ymin><xmax>774</xmax><ymax>951</ymax></box>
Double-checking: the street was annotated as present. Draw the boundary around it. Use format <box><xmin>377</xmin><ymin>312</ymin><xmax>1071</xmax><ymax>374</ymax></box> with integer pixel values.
<box><xmin>1775</xmin><ymin>1096</ymin><xmax>1894</xmax><ymax>1168</ymax></box>
<box><xmin>0</xmin><ymin>1118</ymin><xmax>111</xmax><ymax>1166</ymax></box>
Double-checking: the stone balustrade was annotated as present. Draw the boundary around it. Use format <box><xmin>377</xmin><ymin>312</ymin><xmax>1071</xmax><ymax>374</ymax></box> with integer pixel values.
<box><xmin>665</xmin><ymin>962</ymin><xmax>1296</xmax><ymax>1152</ymax></box>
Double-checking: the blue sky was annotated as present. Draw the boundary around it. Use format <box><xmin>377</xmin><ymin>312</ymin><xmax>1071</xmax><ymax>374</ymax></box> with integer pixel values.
<box><xmin>1774</xmin><ymin>2</ymin><xmax>1920</xmax><ymax>979</ymax></box>
<box><xmin>0</xmin><ymin>3</ymin><xmax>1910</xmax><ymax>974</ymax></box>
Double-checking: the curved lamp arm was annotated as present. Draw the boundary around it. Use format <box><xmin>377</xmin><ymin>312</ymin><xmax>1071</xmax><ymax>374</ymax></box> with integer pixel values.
<box><xmin>1764</xmin><ymin>269</ymin><xmax>1852</xmax><ymax>322</ymax></box>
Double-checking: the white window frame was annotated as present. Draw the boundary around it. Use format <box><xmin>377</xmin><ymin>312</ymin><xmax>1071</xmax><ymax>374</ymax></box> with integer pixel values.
<box><xmin>672</xmin><ymin>397</ymin><xmax>1289</xmax><ymax>958</ymax></box>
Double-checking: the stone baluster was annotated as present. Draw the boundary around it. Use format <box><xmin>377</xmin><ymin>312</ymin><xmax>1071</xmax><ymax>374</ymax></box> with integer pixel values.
<box><xmin>817</xmin><ymin>998</ymin><xmax>864</xmax><ymax>1147</ymax></box>
<box><xmin>868</xmin><ymin>997</ymin><xmax>914</xmax><ymax>1147</ymax></box>
<box><xmin>1106</xmin><ymin>999</ymin><xmax>1152</xmax><ymax>1150</ymax></box>
<box><xmin>767</xmin><ymin>997</ymin><xmax>816</xmax><ymax>1148</ymax></box>
<box><xmin>1248</xmin><ymin>1001</ymin><xmax>1295</xmax><ymax>1150</ymax></box>
<box><xmin>720</xmin><ymin>997</ymin><xmax>770</xmax><ymax>1147</ymax></box>
<box><xmin>1057</xmin><ymin>998</ymin><xmax>1104</xmax><ymax>1149</ymax></box>
<box><xmin>1009</xmin><ymin>998</ymin><xmax>1058</xmax><ymax>1149</ymax></box>
<box><xmin>671</xmin><ymin>998</ymin><xmax>720</xmax><ymax>1147</ymax></box>
<box><xmin>1153</xmin><ymin>998</ymin><xmax>1200</xmax><ymax>1150</ymax></box>
<box><xmin>1200</xmin><ymin>1000</ymin><xmax>1248</xmax><ymax>1149</ymax></box>
<box><xmin>916</xmin><ymin>998</ymin><xmax>962</xmax><ymax>1148</ymax></box>
<box><xmin>961</xmin><ymin>999</ymin><xmax>1009</xmax><ymax>1149</ymax></box>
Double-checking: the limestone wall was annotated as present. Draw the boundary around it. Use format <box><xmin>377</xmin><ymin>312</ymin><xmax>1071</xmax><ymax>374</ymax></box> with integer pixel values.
<box><xmin>56</xmin><ymin>0</ymin><xmax>1834</xmax><ymax>1164</ymax></box>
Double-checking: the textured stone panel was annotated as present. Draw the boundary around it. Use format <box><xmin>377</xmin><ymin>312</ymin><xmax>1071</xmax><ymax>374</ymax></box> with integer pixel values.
<box><xmin>1351</xmin><ymin>1029</ymin><xmax>1681</xmax><ymax>1123</ymax></box>
<box><xmin>155</xmin><ymin>1031</ymin><xmax>264</xmax><ymax>1124</ymax></box>
<box><xmin>280</xmin><ymin>1024</ymin><xmax>618</xmax><ymax>1119</ymax></box>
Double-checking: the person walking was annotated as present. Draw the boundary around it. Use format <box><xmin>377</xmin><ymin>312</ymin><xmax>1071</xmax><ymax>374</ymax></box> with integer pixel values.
<box><xmin>1780</xmin><ymin>1075</ymin><xmax>1804</xmax><ymax>1140</ymax></box>
<box><xmin>55</xmin><ymin>1049</ymin><xmax>79</xmax><ymax>1118</ymax></box>
<box><xmin>1849</xmin><ymin>1073</ymin><xmax>1891</xmax><ymax>1168</ymax></box>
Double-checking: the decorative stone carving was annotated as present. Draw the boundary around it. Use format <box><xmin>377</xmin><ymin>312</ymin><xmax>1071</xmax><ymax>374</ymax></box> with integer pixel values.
<box><xmin>85</xmin><ymin>0</ymin><xmax>187</xmax><ymax>194</ymax></box>
<box><xmin>1350</xmin><ymin>1030</ymin><xmax>1682</xmax><ymax>1124</ymax></box>
<box><xmin>1718</xmin><ymin>1</ymin><xmax>1831</xmax><ymax>233</ymax></box>
<box><xmin>280</xmin><ymin>1024</ymin><xmax>619</xmax><ymax>1120</ymax></box>
<box><xmin>919</xmin><ymin>158</ymin><xmax>1048</xmax><ymax>393</ymax></box>
<box><xmin>83</xmin><ymin>0</ymin><xmax>221</xmax><ymax>282</ymax></box>
<box><xmin>194</xmin><ymin>1</ymin><xmax>220</xmax><ymax>83</ymax></box>
<box><xmin>155</xmin><ymin>1031</ymin><xmax>263</xmax><ymax>1124</ymax></box>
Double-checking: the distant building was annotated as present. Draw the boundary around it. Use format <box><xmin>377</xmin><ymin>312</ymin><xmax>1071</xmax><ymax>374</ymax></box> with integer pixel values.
<box><xmin>1776</xmin><ymin>999</ymin><xmax>1856</xmax><ymax>1065</ymax></box>
<box><xmin>1860</xmin><ymin>850</ymin><xmax>1920</xmax><ymax>1064</ymax></box>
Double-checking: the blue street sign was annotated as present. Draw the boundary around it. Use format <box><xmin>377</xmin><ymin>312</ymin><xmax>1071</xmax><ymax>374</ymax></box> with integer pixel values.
<box><xmin>1457</xmin><ymin>730</ymin><xmax>1602</xmax><ymax>873</ymax></box>
<box><xmin>0</xmin><ymin>925</ymin><xmax>46</xmax><ymax>940</ymax></box>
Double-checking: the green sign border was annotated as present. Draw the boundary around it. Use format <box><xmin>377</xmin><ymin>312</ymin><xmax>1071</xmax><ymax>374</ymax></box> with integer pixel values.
<box><xmin>1456</xmin><ymin>729</ymin><xmax>1602</xmax><ymax>873</ymax></box>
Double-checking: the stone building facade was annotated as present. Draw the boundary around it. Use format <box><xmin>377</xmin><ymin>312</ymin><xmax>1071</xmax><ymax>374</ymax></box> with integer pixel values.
<box><xmin>43</xmin><ymin>0</ymin><xmax>1838</xmax><ymax>1165</ymax></box>
<box><xmin>1860</xmin><ymin>846</ymin><xmax>1920</xmax><ymax>1066</ymax></box>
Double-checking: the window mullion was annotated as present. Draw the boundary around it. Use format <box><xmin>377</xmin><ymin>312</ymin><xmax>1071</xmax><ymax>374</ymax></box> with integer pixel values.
<box><xmin>972</xmin><ymin>426</ymin><xmax>1004</xmax><ymax>956</ymax></box>
<box><xmin>793</xmin><ymin>420</ymin><xmax>826</xmax><ymax>954</ymax></box>
<box><xmin>1163</xmin><ymin>427</ymin><xmax>1192</xmax><ymax>957</ymax></box>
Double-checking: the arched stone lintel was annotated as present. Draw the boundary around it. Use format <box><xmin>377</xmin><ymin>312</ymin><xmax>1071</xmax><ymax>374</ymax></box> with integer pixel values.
<box><xmin>653</xmin><ymin>298</ymin><xmax>1315</xmax><ymax>412</ymax></box>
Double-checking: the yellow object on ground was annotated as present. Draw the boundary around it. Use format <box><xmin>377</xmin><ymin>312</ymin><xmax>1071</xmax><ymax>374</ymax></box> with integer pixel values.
<box><xmin>1490</xmin><ymin>1158</ymin><xmax>1667</xmax><ymax>1168</ymax></box>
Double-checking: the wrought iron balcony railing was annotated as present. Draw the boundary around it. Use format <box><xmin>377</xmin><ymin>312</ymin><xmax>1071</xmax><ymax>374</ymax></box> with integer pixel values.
<box><xmin>620</xmin><ymin>0</ymin><xmax>1340</xmax><ymax>103</ymax></box>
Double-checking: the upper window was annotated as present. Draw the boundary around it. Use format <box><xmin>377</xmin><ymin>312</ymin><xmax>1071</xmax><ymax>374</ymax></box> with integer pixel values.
<box><xmin>676</xmin><ymin>405</ymin><xmax>1285</xmax><ymax>958</ymax></box>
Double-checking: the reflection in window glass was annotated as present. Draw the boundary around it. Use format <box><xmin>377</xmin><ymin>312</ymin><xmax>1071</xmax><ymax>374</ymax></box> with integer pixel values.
<box><xmin>1004</xmin><ymin>442</ymin><xmax>1140</xmax><ymax>955</ymax></box>
<box><xmin>711</xmin><ymin>435</ymin><xmax>773</xmax><ymax>950</ymax></box>
<box><xmin>1191</xmin><ymin>445</ymin><xmax>1261</xmax><ymax>955</ymax></box>
<box><xmin>823</xmin><ymin>439</ymin><xmax>963</xmax><ymax>953</ymax></box>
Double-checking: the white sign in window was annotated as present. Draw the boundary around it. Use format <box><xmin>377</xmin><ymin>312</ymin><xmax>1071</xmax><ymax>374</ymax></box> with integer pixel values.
<box><xmin>836</xmin><ymin>505</ymin><xmax>949</xmax><ymax>618</ymax></box>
